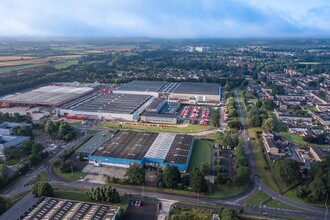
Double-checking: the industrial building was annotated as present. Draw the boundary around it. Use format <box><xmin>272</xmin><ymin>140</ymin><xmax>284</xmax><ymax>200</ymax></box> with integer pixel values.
<box><xmin>0</xmin><ymin>85</ymin><xmax>94</xmax><ymax>107</ymax></box>
<box><xmin>88</xmin><ymin>130</ymin><xmax>195</xmax><ymax>171</ymax></box>
<box><xmin>57</xmin><ymin>93</ymin><xmax>154</xmax><ymax>121</ymax></box>
<box><xmin>0</xmin><ymin>135</ymin><xmax>30</xmax><ymax>160</ymax></box>
<box><xmin>75</xmin><ymin>132</ymin><xmax>113</xmax><ymax>157</ymax></box>
<box><xmin>115</xmin><ymin>80</ymin><xmax>221</xmax><ymax>104</ymax></box>
<box><xmin>0</xmin><ymin>195</ymin><xmax>119</xmax><ymax>220</ymax></box>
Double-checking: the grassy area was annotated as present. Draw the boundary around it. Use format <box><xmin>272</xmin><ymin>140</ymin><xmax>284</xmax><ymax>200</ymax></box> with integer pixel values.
<box><xmin>188</xmin><ymin>139</ymin><xmax>213</xmax><ymax>171</ymax></box>
<box><xmin>284</xmin><ymin>188</ymin><xmax>325</xmax><ymax>207</ymax></box>
<box><xmin>3</xmin><ymin>158</ymin><xmax>20</xmax><ymax>166</ymax></box>
<box><xmin>169</xmin><ymin>206</ymin><xmax>213</xmax><ymax>219</ymax></box>
<box><xmin>100</xmin><ymin>122</ymin><xmax>211</xmax><ymax>133</ymax></box>
<box><xmin>54</xmin><ymin>59</ymin><xmax>79</xmax><ymax>69</ymax></box>
<box><xmin>244</xmin><ymin>190</ymin><xmax>271</xmax><ymax>205</ymax></box>
<box><xmin>208</xmin><ymin>184</ymin><xmax>248</xmax><ymax>198</ymax></box>
<box><xmin>54</xmin><ymin>167</ymin><xmax>86</xmax><ymax>181</ymax></box>
<box><xmin>280</xmin><ymin>132</ymin><xmax>314</xmax><ymax>146</ymax></box>
<box><xmin>26</xmin><ymin>171</ymin><xmax>50</xmax><ymax>185</ymax></box>
<box><xmin>248</xmin><ymin>127</ymin><xmax>281</xmax><ymax>194</ymax></box>
<box><xmin>0</xmin><ymin>64</ymin><xmax>43</xmax><ymax>74</ymax></box>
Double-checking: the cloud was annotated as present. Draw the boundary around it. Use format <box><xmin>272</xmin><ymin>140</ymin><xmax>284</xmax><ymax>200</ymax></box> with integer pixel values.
<box><xmin>0</xmin><ymin>0</ymin><xmax>329</xmax><ymax>37</ymax></box>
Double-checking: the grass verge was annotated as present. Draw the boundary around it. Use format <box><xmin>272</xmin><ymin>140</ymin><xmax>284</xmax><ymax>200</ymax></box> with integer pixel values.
<box><xmin>54</xmin><ymin>167</ymin><xmax>86</xmax><ymax>181</ymax></box>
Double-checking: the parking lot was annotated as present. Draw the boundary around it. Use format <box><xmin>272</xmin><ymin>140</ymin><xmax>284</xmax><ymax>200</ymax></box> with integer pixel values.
<box><xmin>179</xmin><ymin>105</ymin><xmax>212</xmax><ymax>126</ymax></box>
<box><xmin>122</xmin><ymin>199</ymin><xmax>158</xmax><ymax>220</ymax></box>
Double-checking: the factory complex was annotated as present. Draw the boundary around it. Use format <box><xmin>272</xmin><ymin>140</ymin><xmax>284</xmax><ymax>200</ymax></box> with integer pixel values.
<box><xmin>0</xmin><ymin>80</ymin><xmax>221</xmax><ymax>122</ymax></box>
<box><xmin>78</xmin><ymin>130</ymin><xmax>195</xmax><ymax>171</ymax></box>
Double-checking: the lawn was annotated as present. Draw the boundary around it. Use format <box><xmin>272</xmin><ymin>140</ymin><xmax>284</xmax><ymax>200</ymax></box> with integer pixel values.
<box><xmin>3</xmin><ymin>158</ymin><xmax>20</xmax><ymax>166</ymax></box>
<box><xmin>244</xmin><ymin>190</ymin><xmax>271</xmax><ymax>205</ymax></box>
<box><xmin>298</xmin><ymin>62</ymin><xmax>321</xmax><ymax>65</ymax></box>
<box><xmin>188</xmin><ymin>139</ymin><xmax>213</xmax><ymax>171</ymax></box>
<box><xmin>53</xmin><ymin>191</ymin><xmax>91</xmax><ymax>202</ymax></box>
<box><xmin>208</xmin><ymin>184</ymin><xmax>249</xmax><ymax>198</ymax></box>
<box><xmin>100</xmin><ymin>122</ymin><xmax>211</xmax><ymax>133</ymax></box>
<box><xmin>54</xmin><ymin>167</ymin><xmax>86</xmax><ymax>181</ymax></box>
<box><xmin>280</xmin><ymin>132</ymin><xmax>316</xmax><ymax>146</ymax></box>
<box><xmin>251</xmin><ymin>140</ymin><xmax>279</xmax><ymax>193</ymax></box>
<box><xmin>284</xmin><ymin>187</ymin><xmax>325</xmax><ymax>207</ymax></box>
<box><xmin>54</xmin><ymin>59</ymin><xmax>79</xmax><ymax>69</ymax></box>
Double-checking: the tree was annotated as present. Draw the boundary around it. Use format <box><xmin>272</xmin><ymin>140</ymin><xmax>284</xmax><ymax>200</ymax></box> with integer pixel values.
<box><xmin>271</xmin><ymin>84</ymin><xmax>285</xmax><ymax>95</ymax></box>
<box><xmin>125</xmin><ymin>165</ymin><xmax>145</xmax><ymax>185</ymax></box>
<box><xmin>190</xmin><ymin>168</ymin><xmax>208</xmax><ymax>192</ymax></box>
<box><xmin>249</xmin><ymin>115</ymin><xmax>263</xmax><ymax>127</ymax></box>
<box><xmin>262</xmin><ymin>118</ymin><xmax>274</xmax><ymax>131</ymax></box>
<box><xmin>262</xmin><ymin>99</ymin><xmax>276</xmax><ymax>110</ymax></box>
<box><xmin>44</xmin><ymin>120</ymin><xmax>55</xmax><ymax>136</ymax></box>
<box><xmin>228</xmin><ymin>120</ymin><xmax>242</xmax><ymax>129</ymax></box>
<box><xmin>256</xmin><ymin>100</ymin><xmax>262</xmax><ymax>108</ymax></box>
<box><xmin>32</xmin><ymin>181</ymin><xmax>54</xmax><ymax>197</ymax></box>
<box><xmin>234</xmin><ymin>166</ymin><xmax>250</xmax><ymax>185</ymax></box>
<box><xmin>201</xmin><ymin>162</ymin><xmax>211</xmax><ymax>176</ymax></box>
<box><xmin>216</xmin><ymin>173</ymin><xmax>227</xmax><ymax>184</ymax></box>
<box><xmin>272</xmin><ymin>158</ymin><xmax>301</xmax><ymax>186</ymax></box>
<box><xmin>163</xmin><ymin>165</ymin><xmax>181</xmax><ymax>189</ymax></box>
<box><xmin>0</xmin><ymin>195</ymin><xmax>7</xmax><ymax>215</ymax></box>
<box><xmin>88</xmin><ymin>185</ymin><xmax>121</xmax><ymax>203</ymax></box>
<box><xmin>60</xmin><ymin>160</ymin><xmax>73</xmax><ymax>173</ymax></box>
<box><xmin>221</xmin><ymin>208</ymin><xmax>238</xmax><ymax>220</ymax></box>
<box><xmin>31</xmin><ymin>143</ymin><xmax>44</xmax><ymax>156</ymax></box>
<box><xmin>210</xmin><ymin>110</ymin><xmax>220</xmax><ymax>127</ymax></box>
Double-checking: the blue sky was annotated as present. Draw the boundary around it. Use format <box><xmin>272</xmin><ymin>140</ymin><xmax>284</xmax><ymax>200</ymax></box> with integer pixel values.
<box><xmin>0</xmin><ymin>0</ymin><xmax>329</xmax><ymax>38</ymax></box>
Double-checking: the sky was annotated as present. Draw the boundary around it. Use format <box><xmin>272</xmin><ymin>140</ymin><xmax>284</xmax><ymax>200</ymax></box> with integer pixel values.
<box><xmin>0</xmin><ymin>0</ymin><xmax>329</xmax><ymax>38</ymax></box>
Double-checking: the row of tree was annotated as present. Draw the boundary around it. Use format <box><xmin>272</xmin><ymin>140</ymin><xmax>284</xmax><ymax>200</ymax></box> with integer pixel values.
<box><xmin>87</xmin><ymin>185</ymin><xmax>121</xmax><ymax>203</ymax></box>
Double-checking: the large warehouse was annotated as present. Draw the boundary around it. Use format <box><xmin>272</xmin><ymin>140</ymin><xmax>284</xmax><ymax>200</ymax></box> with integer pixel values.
<box><xmin>115</xmin><ymin>80</ymin><xmax>221</xmax><ymax>103</ymax></box>
<box><xmin>57</xmin><ymin>93</ymin><xmax>154</xmax><ymax>121</ymax></box>
<box><xmin>88</xmin><ymin>130</ymin><xmax>195</xmax><ymax>171</ymax></box>
<box><xmin>0</xmin><ymin>85</ymin><xmax>94</xmax><ymax>107</ymax></box>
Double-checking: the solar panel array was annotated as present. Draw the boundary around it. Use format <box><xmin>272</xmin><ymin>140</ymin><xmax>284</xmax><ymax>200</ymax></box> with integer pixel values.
<box><xmin>165</xmin><ymin>135</ymin><xmax>194</xmax><ymax>165</ymax></box>
<box><xmin>117</xmin><ymin>80</ymin><xmax>167</xmax><ymax>92</ymax></box>
<box><xmin>93</xmin><ymin>130</ymin><xmax>158</xmax><ymax>160</ymax></box>
<box><xmin>67</xmin><ymin>93</ymin><xmax>152</xmax><ymax>114</ymax></box>
<box><xmin>21</xmin><ymin>197</ymin><xmax>119</xmax><ymax>220</ymax></box>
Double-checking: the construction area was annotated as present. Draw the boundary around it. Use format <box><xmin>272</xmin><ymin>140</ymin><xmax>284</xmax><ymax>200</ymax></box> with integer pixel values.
<box><xmin>85</xmin><ymin>130</ymin><xmax>195</xmax><ymax>171</ymax></box>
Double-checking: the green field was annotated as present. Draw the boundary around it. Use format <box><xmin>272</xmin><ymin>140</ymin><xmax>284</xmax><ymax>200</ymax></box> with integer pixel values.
<box><xmin>280</xmin><ymin>132</ymin><xmax>317</xmax><ymax>146</ymax></box>
<box><xmin>188</xmin><ymin>140</ymin><xmax>213</xmax><ymax>171</ymax></box>
<box><xmin>100</xmin><ymin>122</ymin><xmax>211</xmax><ymax>133</ymax></box>
<box><xmin>54</xmin><ymin>60</ymin><xmax>79</xmax><ymax>69</ymax></box>
<box><xmin>0</xmin><ymin>64</ymin><xmax>43</xmax><ymax>74</ymax></box>
<box><xmin>2</xmin><ymin>158</ymin><xmax>20</xmax><ymax>166</ymax></box>
<box><xmin>54</xmin><ymin>167</ymin><xmax>86</xmax><ymax>181</ymax></box>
